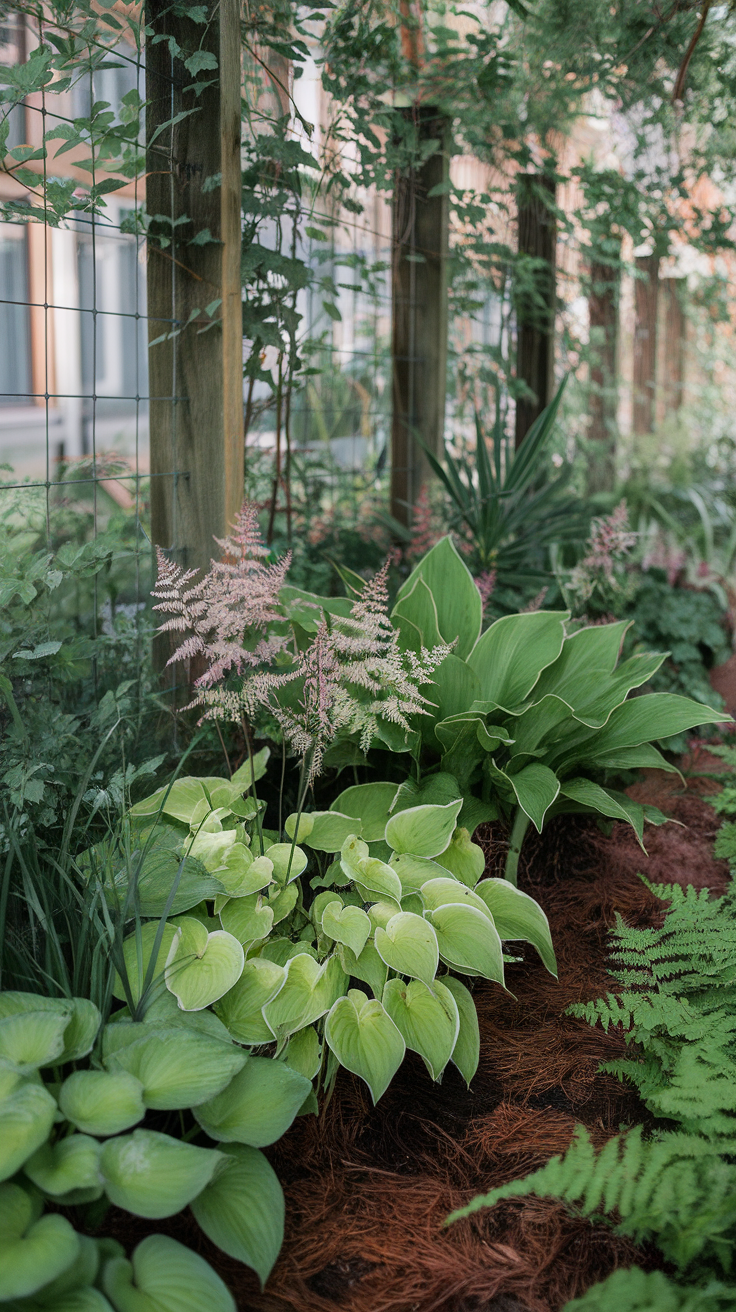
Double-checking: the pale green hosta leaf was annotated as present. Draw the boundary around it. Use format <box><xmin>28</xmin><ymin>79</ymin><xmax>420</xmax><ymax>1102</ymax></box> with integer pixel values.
<box><xmin>0</xmin><ymin>994</ymin><xmax>101</xmax><ymax>1064</ymax></box>
<box><xmin>382</xmin><ymin>978</ymin><xmax>459</xmax><ymax>1081</ymax></box>
<box><xmin>138</xmin><ymin>989</ymin><xmax>232</xmax><ymax>1041</ymax></box>
<box><xmin>394</xmin><ymin>535</ymin><xmax>482</xmax><ymax>659</ymax></box>
<box><xmin>102</xmin><ymin>1234</ymin><xmax>235</xmax><ymax>1312</ymax></box>
<box><xmin>368</xmin><ymin>901</ymin><xmax>397</xmax><ymax>932</ymax></box>
<box><xmin>35</xmin><ymin>1284</ymin><xmax>113</xmax><ymax>1310</ymax></box>
<box><xmin>467</xmin><ymin>610</ymin><xmax>568</xmax><ymax>709</ymax></box>
<box><xmin>340</xmin><ymin>834</ymin><xmax>370</xmax><ymax>881</ymax></box>
<box><xmin>389</xmin><ymin>852</ymin><xmax>449</xmax><ymax>896</ymax></box>
<box><xmin>186</xmin><ymin>827</ymin><xmax>238</xmax><ymax>873</ymax></box>
<box><xmin>100</xmin><ymin>1130</ymin><xmax>222</xmax><ymax>1218</ymax></box>
<box><xmin>129</xmin><ymin>778</ymin><xmax>208</xmax><ymax>825</ymax></box>
<box><xmin>266</xmin><ymin>881</ymin><xmax>298</xmax><ymax>925</ymax></box>
<box><xmin>425</xmin><ymin>904</ymin><xmax>505</xmax><ymax>984</ymax></box>
<box><xmin>433</xmin><ymin>828</ymin><xmax>485</xmax><ymax>888</ymax></box>
<box><xmin>24</xmin><ymin>1134</ymin><xmax>101</xmax><ymax>1199</ymax></box>
<box><xmin>325</xmin><ymin>989</ymin><xmax>405</xmax><ymax>1104</ymax></box>
<box><xmin>265</xmin><ymin>843</ymin><xmax>308</xmax><ymax>884</ymax></box>
<box><xmin>165</xmin><ymin>918</ymin><xmax>244</xmax><ymax>1011</ymax></box>
<box><xmin>33</xmin><ymin>1231</ymin><xmax>108</xmax><ymax>1306</ymax></box>
<box><xmin>506</xmin><ymin>762</ymin><xmax>560</xmax><ymax>833</ymax></box>
<box><xmin>286</xmin><ymin>811</ymin><xmax>359</xmax><ymax>852</ymax></box>
<box><xmin>0</xmin><ymin>1082</ymin><xmax>57</xmax><ymax>1181</ymax></box>
<box><xmin>219</xmin><ymin>893</ymin><xmax>274</xmax><ymax>946</ymax></box>
<box><xmin>283</xmin><ymin>1026</ymin><xmax>321</xmax><ymax>1080</ymax></box>
<box><xmin>374</xmin><ymin>912</ymin><xmax>439</xmax><ymax>988</ymax></box>
<box><xmin>0</xmin><ymin>1182</ymin><xmax>80</xmax><ymax>1301</ymax></box>
<box><xmin>331</xmin><ymin>781</ymin><xmax>399</xmax><ymax>840</ymax></box>
<box><xmin>112</xmin><ymin>922</ymin><xmax>178</xmax><ymax>1005</ymax></box>
<box><xmin>105</xmin><ymin>1028</ymin><xmax>246</xmax><ymax>1110</ymax></box>
<box><xmin>191</xmin><ymin>1144</ymin><xmax>284</xmax><ymax>1290</ymax></box>
<box><xmin>475</xmin><ymin>879</ymin><xmax>557</xmax><ymax>976</ymax></box>
<box><xmin>384</xmin><ymin>800</ymin><xmax>463</xmax><ymax>859</ymax></box>
<box><xmin>336</xmin><ymin>941</ymin><xmax>388</xmax><ymax>1000</ymax></box>
<box><xmin>311</xmin><ymin>889</ymin><xmax>344</xmax><ymax>926</ymax></box>
<box><xmin>59</xmin><ymin>1070</ymin><xmax>145</xmax><ymax>1136</ymax></box>
<box><xmin>193</xmin><ymin>1057</ymin><xmax>311</xmax><ymax>1147</ymax></box>
<box><xmin>441</xmin><ymin>976</ymin><xmax>480</xmax><ymax>1086</ymax></box>
<box><xmin>418</xmin><ymin>877</ymin><xmax>494</xmax><ymax>922</ymax></box>
<box><xmin>0</xmin><ymin>1010</ymin><xmax>70</xmax><ymax>1073</ymax></box>
<box><xmin>321</xmin><ymin>900</ymin><xmax>371</xmax><ymax>957</ymax></box>
<box><xmin>215</xmin><ymin>846</ymin><xmax>273</xmax><ymax>898</ymax></box>
<box><xmin>262</xmin><ymin>954</ymin><xmax>347</xmax><ymax>1045</ymax></box>
<box><xmin>355</xmin><ymin>857</ymin><xmax>402</xmax><ymax>906</ymax></box>
<box><xmin>215</xmin><ymin>959</ymin><xmax>286</xmax><ymax>1044</ymax></box>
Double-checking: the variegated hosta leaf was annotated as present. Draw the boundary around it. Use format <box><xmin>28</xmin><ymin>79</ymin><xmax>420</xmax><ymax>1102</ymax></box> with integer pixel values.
<box><xmin>336</xmin><ymin>941</ymin><xmax>388</xmax><ymax>1001</ymax></box>
<box><xmin>215</xmin><ymin>959</ymin><xmax>286</xmax><ymax>1044</ymax></box>
<box><xmin>191</xmin><ymin>1144</ymin><xmax>284</xmax><ymax>1290</ymax></box>
<box><xmin>0</xmin><ymin>1181</ymin><xmax>81</xmax><ymax>1302</ymax></box>
<box><xmin>0</xmin><ymin>1082</ymin><xmax>57</xmax><ymax>1182</ymax></box>
<box><xmin>165</xmin><ymin>918</ymin><xmax>244</xmax><ymax>1011</ymax></box>
<box><xmin>433</xmin><ymin>827</ymin><xmax>485</xmax><ymax>888</ymax></box>
<box><xmin>321</xmin><ymin>900</ymin><xmax>371</xmax><ymax>958</ymax></box>
<box><xmin>418</xmin><ymin>877</ymin><xmax>494</xmax><ymax>922</ymax></box>
<box><xmin>331</xmin><ymin>781</ymin><xmax>399</xmax><ymax>841</ymax></box>
<box><xmin>374</xmin><ymin>912</ymin><xmax>440</xmax><ymax>988</ymax></box>
<box><xmin>286</xmin><ymin>810</ymin><xmax>359</xmax><ymax>852</ymax></box>
<box><xmin>105</xmin><ymin>1027</ymin><xmax>246</xmax><ymax>1110</ymax></box>
<box><xmin>102</xmin><ymin>1234</ymin><xmax>235</xmax><ymax>1312</ymax></box>
<box><xmin>215</xmin><ymin>846</ymin><xmax>273</xmax><ymax>898</ymax></box>
<box><xmin>474</xmin><ymin>879</ymin><xmax>557</xmax><ymax>977</ymax></box>
<box><xmin>388</xmin><ymin>852</ymin><xmax>449</xmax><ymax>896</ymax></box>
<box><xmin>340</xmin><ymin>834</ymin><xmax>370</xmax><ymax>882</ymax></box>
<box><xmin>193</xmin><ymin>1057</ymin><xmax>311</xmax><ymax>1147</ymax></box>
<box><xmin>384</xmin><ymin>800</ymin><xmax>463</xmax><ymax>859</ymax></box>
<box><xmin>100</xmin><ymin>1130</ymin><xmax>222</xmax><ymax>1219</ymax></box>
<box><xmin>24</xmin><ymin>1134</ymin><xmax>102</xmax><ymax>1201</ymax></box>
<box><xmin>0</xmin><ymin>993</ymin><xmax>101</xmax><ymax>1064</ymax></box>
<box><xmin>261</xmin><ymin>953</ymin><xmax>347</xmax><ymax>1046</ymax></box>
<box><xmin>283</xmin><ymin>1026</ymin><xmax>321</xmax><ymax>1081</ymax></box>
<box><xmin>59</xmin><ymin>1070</ymin><xmax>146</xmax><ymax>1137</ymax></box>
<box><xmin>218</xmin><ymin>894</ymin><xmax>274</xmax><ymax>947</ymax></box>
<box><xmin>441</xmin><ymin>976</ymin><xmax>480</xmax><ymax>1086</ymax></box>
<box><xmin>186</xmin><ymin>826</ymin><xmax>238</xmax><ymax>872</ymax></box>
<box><xmin>382</xmin><ymin>978</ymin><xmax>459</xmax><ymax>1081</ymax></box>
<box><xmin>263</xmin><ymin>842</ymin><xmax>308</xmax><ymax>884</ymax></box>
<box><xmin>355</xmin><ymin>857</ymin><xmax>402</xmax><ymax>907</ymax></box>
<box><xmin>112</xmin><ymin>921</ymin><xmax>178</xmax><ymax>1005</ymax></box>
<box><xmin>425</xmin><ymin>903</ymin><xmax>505</xmax><ymax>984</ymax></box>
<box><xmin>266</xmin><ymin>881</ymin><xmax>299</xmax><ymax>925</ymax></box>
<box><xmin>325</xmin><ymin>989</ymin><xmax>406</xmax><ymax>1104</ymax></box>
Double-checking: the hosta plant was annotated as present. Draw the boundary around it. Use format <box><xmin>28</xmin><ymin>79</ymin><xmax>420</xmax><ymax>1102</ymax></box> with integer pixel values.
<box><xmin>391</xmin><ymin>536</ymin><xmax>729</xmax><ymax>881</ymax></box>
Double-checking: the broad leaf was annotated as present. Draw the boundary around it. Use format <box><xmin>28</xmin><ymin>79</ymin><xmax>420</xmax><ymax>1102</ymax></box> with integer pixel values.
<box><xmin>105</xmin><ymin>1028</ymin><xmax>246</xmax><ymax>1109</ymax></box>
<box><xmin>193</xmin><ymin>1057</ymin><xmax>311</xmax><ymax>1147</ymax></box>
<box><xmin>391</xmin><ymin>576</ymin><xmax>444</xmax><ymax>653</ymax></box>
<box><xmin>434</xmin><ymin>828</ymin><xmax>485</xmax><ymax>887</ymax></box>
<box><xmin>219</xmin><ymin>893</ymin><xmax>274</xmax><ymax>946</ymax></box>
<box><xmin>441</xmin><ymin>976</ymin><xmax>480</xmax><ymax>1086</ymax></box>
<box><xmin>355</xmin><ymin>857</ymin><xmax>403</xmax><ymax>906</ymax></box>
<box><xmin>467</xmin><ymin>611</ymin><xmax>567</xmax><ymax>709</ymax></box>
<box><xmin>395</xmin><ymin>536</ymin><xmax>482</xmax><ymax>659</ymax></box>
<box><xmin>215</xmin><ymin>959</ymin><xmax>286</xmax><ymax>1044</ymax></box>
<box><xmin>191</xmin><ymin>1144</ymin><xmax>284</xmax><ymax>1290</ymax></box>
<box><xmin>100</xmin><ymin>1130</ymin><xmax>221</xmax><ymax>1218</ymax></box>
<box><xmin>0</xmin><ymin>1182</ymin><xmax>80</xmax><ymax>1302</ymax></box>
<box><xmin>389</xmin><ymin>852</ymin><xmax>450</xmax><ymax>895</ymax></box>
<box><xmin>325</xmin><ymin>989</ymin><xmax>406</xmax><ymax>1103</ymax></box>
<box><xmin>382</xmin><ymin>977</ymin><xmax>459</xmax><ymax>1080</ymax></box>
<box><xmin>385</xmin><ymin>799</ymin><xmax>463</xmax><ymax>858</ymax></box>
<box><xmin>132</xmin><ymin>849</ymin><xmax>224</xmax><ymax>916</ymax></box>
<box><xmin>113</xmin><ymin>922</ymin><xmax>178</xmax><ymax>1005</ymax></box>
<box><xmin>129</xmin><ymin>778</ymin><xmax>208</xmax><ymax>826</ymax></box>
<box><xmin>262</xmin><ymin>953</ymin><xmax>347</xmax><ymax>1044</ymax></box>
<box><xmin>283</xmin><ymin>1025</ymin><xmax>321</xmax><ymax>1080</ymax></box>
<box><xmin>422</xmin><ymin>655</ymin><xmax>482</xmax><ymax>746</ymax></box>
<box><xmin>331</xmin><ymin>782</ymin><xmax>399</xmax><ymax>841</ymax></box>
<box><xmin>506</xmin><ymin>762</ymin><xmax>560</xmax><ymax>832</ymax></box>
<box><xmin>321</xmin><ymin>900</ymin><xmax>371</xmax><ymax>957</ymax></box>
<box><xmin>419</xmin><ymin>877</ymin><xmax>494</xmax><ymax>922</ymax></box>
<box><xmin>475</xmin><ymin>879</ymin><xmax>557</xmax><ymax>976</ymax></box>
<box><xmin>425</xmin><ymin>904</ymin><xmax>505</xmax><ymax>983</ymax></box>
<box><xmin>59</xmin><ymin>1070</ymin><xmax>145</xmax><ymax>1137</ymax></box>
<box><xmin>165</xmin><ymin>919</ymin><xmax>244</xmax><ymax>1011</ymax></box>
<box><xmin>0</xmin><ymin>1083</ymin><xmax>57</xmax><ymax>1181</ymax></box>
<box><xmin>24</xmin><ymin>1134</ymin><xmax>101</xmax><ymax>1201</ymax></box>
<box><xmin>287</xmin><ymin>810</ymin><xmax>361</xmax><ymax>851</ymax></box>
<box><xmin>374</xmin><ymin>911</ymin><xmax>440</xmax><ymax>987</ymax></box>
<box><xmin>102</xmin><ymin>1234</ymin><xmax>235</xmax><ymax>1312</ymax></box>
<box><xmin>264</xmin><ymin>842</ymin><xmax>308</xmax><ymax>884</ymax></box>
<box><xmin>0</xmin><ymin>1010</ymin><xmax>69</xmax><ymax>1073</ymax></box>
<box><xmin>336</xmin><ymin>941</ymin><xmax>388</xmax><ymax>999</ymax></box>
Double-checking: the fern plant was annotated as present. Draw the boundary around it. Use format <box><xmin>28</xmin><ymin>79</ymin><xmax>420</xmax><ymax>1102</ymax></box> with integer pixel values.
<box><xmin>448</xmin><ymin>879</ymin><xmax>736</xmax><ymax>1308</ymax></box>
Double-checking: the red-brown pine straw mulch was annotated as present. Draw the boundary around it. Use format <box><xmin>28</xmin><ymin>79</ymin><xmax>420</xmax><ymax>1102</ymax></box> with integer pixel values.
<box><xmin>104</xmin><ymin>769</ymin><xmax>729</xmax><ymax>1312</ymax></box>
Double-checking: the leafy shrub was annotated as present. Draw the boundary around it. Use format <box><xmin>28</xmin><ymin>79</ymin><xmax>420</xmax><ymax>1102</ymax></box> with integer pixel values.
<box><xmin>447</xmin><ymin>877</ymin><xmax>736</xmax><ymax>1308</ymax></box>
<box><xmin>625</xmin><ymin>571</ymin><xmax>730</xmax><ymax>711</ymax></box>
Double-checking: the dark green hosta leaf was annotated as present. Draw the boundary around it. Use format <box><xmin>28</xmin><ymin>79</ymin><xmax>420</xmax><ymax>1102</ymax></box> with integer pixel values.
<box><xmin>422</xmin><ymin>655</ymin><xmax>483</xmax><ymax>748</ymax></box>
<box><xmin>262</xmin><ymin>954</ymin><xmax>347</xmax><ymax>1045</ymax></box>
<box><xmin>391</xmin><ymin>576</ymin><xmax>444</xmax><ymax>653</ymax></box>
<box><xmin>215</xmin><ymin>959</ymin><xmax>286</xmax><ymax>1044</ymax></box>
<box><xmin>100</xmin><ymin>1130</ymin><xmax>222</xmax><ymax>1219</ymax></box>
<box><xmin>467</xmin><ymin>611</ymin><xmax>567</xmax><ymax>711</ymax></box>
<box><xmin>325</xmin><ymin>989</ymin><xmax>406</xmax><ymax>1103</ymax></box>
<box><xmin>506</xmin><ymin>762</ymin><xmax>560</xmax><ymax>832</ymax></box>
<box><xmin>441</xmin><ymin>976</ymin><xmax>480</xmax><ymax>1086</ymax></box>
<box><xmin>193</xmin><ymin>1057</ymin><xmax>311</xmax><ymax>1147</ymax></box>
<box><xmin>59</xmin><ymin>1070</ymin><xmax>146</xmax><ymax>1137</ymax></box>
<box><xmin>394</xmin><ymin>536</ymin><xmax>482</xmax><ymax>659</ymax></box>
<box><xmin>383</xmin><ymin>978</ymin><xmax>459</xmax><ymax>1081</ymax></box>
<box><xmin>385</xmin><ymin>800</ymin><xmax>463</xmax><ymax>859</ymax></box>
<box><xmin>191</xmin><ymin>1144</ymin><xmax>284</xmax><ymax>1289</ymax></box>
<box><xmin>165</xmin><ymin>918</ymin><xmax>244</xmax><ymax>1011</ymax></box>
<box><xmin>557</xmin><ymin>778</ymin><xmax>665</xmax><ymax>846</ymax></box>
<box><xmin>24</xmin><ymin>1134</ymin><xmax>102</xmax><ymax>1201</ymax></box>
<box><xmin>0</xmin><ymin>1181</ymin><xmax>80</xmax><ymax>1302</ymax></box>
<box><xmin>105</xmin><ymin>1027</ymin><xmax>246</xmax><ymax>1110</ymax></box>
<box><xmin>557</xmin><ymin>693</ymin><xmax>727</xmax><ymax>771</ymax></box>
<box><xmin>0</xmin><ymin>1082</ymin><xmax>57</xmax><ymax>1181</ymax></box>
<box><xmin>474</xmin><ymin>880</ymin><xmax>556</xmax><ymax>976</ymax></box>
<box><xmin>425</xmin><ymin>904</ymin><xmax>505</xmax><ymax>984</ymax></box>
<box><xmin>374</xmin><ymin>911</ymin><xmax>440</xmax><ymax>988</ymax></box>
<box><xmin>330</xmin><ymin>781</ymin><xmax>399</xmax><ymax>841</ymax></box>
<box><xmin>102</xmin><ymin>1234</ymin><xmax>235</xmax><ymax>1312</ymax></box>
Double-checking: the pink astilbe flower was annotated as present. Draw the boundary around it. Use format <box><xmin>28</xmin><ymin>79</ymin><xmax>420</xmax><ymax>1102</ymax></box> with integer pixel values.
<box><xmin>152</xmin><ymin>501</ymin><xmax>290</xmax><ymax>715</ymax></box>
<box><xmin>568</xmin><ymin>501</ymin><xmax>637</xmax><ymax>605</ymax></box>
<box><xmin>406</xmin><ymin>487</ymin><xmax>442</xmax><ymax>561</ymax></box>
<box><xmin>474</xmin><ymin>569</ymin><xmax>497</xmax><ymax>611</ymax></box>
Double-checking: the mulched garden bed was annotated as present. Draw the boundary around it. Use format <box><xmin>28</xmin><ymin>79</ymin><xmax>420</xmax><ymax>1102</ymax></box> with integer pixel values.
<box><xmin>103</xmin><ymin>773</ymin><xmax>729</xmax><ymax>1312</ymax></box>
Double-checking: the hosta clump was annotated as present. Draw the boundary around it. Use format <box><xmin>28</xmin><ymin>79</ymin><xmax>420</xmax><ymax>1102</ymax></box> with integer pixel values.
<box><xmin>392</xmin><ymin>536</ymin><xmax>729</xmax><ymax>880</ymax></box>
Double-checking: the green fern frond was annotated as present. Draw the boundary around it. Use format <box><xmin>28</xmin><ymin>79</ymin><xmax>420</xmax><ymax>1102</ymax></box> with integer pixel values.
<box><xmin>565</xmin><ymin>1267</ymin><xmax>736</xmax><ymax>1311</ymax></box>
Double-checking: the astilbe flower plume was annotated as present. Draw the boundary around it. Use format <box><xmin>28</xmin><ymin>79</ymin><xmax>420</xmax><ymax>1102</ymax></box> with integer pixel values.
<box><xmin>152</xmin><ymin>501</ymin><xmax>290</xmax><ymax>718</ymax></box>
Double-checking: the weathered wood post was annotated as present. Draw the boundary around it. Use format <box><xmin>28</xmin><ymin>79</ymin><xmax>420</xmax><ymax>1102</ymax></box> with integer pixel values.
<box><xmin>390</xmin><ymin>106</ymin><xmax>450</xmax><ymax>528</ymax></box>
<box><xmin>514</xmin><ymin>173</ymin><xmax>556</xmax><ymax>447</ymax></box>
<box><xmin>632</xmin><ymin>253</ymin><xmax>659</xmax><ymax>435</ymax></box>
<box><xmin>146</xmin><ymin>0</ymin><xmax>244</xmax><ymax>578</ymax></box>
<box><xmin>587</xmin><ymin>256</ymin><xmax>620</xmax><ymax>494</ymax></box>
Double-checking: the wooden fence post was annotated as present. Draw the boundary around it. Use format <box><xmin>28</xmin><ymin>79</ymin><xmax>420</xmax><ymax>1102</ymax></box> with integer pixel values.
<box><xmin>515</xmin><ymin>173</ymin><xmax>556</xmax><ymax>447</ymax></box>
<box><xmin>390</xmin><ymin>106</ymin><xmax>450</xmax><ymax>528</ymax></box>
<box><xmin>632</xmin><ymin>253</ymin><xmax>659</xmax><ymax>435</ymax></box>
<box><xmin>146</xmin><ymin>0</ymin><xmax>244</xmax><ymax>580</ymax></box>
<box><xmin>587</xmin><ymin>257</ymin><xmax>620</xmax><ymax>494</ymax></box>
<box><xmin>662</xmin><ymin>277</ymin><xmax>685</xmax><ymax>416</ymax></box>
